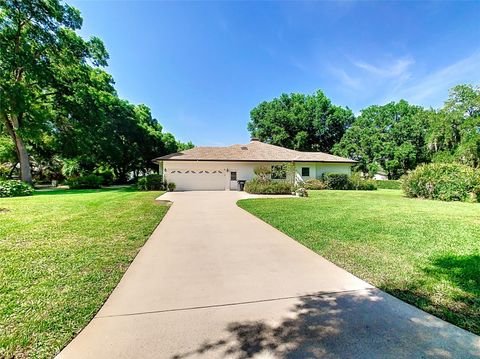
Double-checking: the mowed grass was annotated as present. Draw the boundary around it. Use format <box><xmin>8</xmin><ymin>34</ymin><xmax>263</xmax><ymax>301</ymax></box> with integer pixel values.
<box><xmin>0</xmin><ymin>188</ymin><xmax>169</xmax><ymax>358</ymax></box>
<box><xmin>238</xmin><ymin>190</ymin><xmax>480</xmax><ymax>334</ymax></box>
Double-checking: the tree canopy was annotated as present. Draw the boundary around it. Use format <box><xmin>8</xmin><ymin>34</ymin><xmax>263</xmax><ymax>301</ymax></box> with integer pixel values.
<box><xmin>248</xmin><ymin>90</ymin><xmax>354</xmax><ymax>152</ymax></box>
<box><xmin>249</xmin><ymin>85</ymin><xmax>479</xmax><ymax>180</ymax></box>
<box><xmin>333</xmin><ymin>100</ymin><xmax>428</xmax><ymax>179</ymax></box>
<box><xmin>426</xmin><ymin>84</ymin><xmax>480</xmax><ymax>167</ymax></box>
<box><xmin>0</xmin><ymin>0</ymin><xmax>191</xmax><ymax>183</ymax></box>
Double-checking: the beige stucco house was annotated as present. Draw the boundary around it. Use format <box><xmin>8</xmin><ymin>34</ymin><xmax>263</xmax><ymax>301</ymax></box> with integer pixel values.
<box><xmin>153</xmin><ymin>139</ymin><xmax>356</xmax><ymax>191</ymax></box>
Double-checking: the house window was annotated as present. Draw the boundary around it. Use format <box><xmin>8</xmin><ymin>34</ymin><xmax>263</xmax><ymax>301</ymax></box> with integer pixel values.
<box><xmin>271</xmin><ymin>165</ymin><xmax>286</xmax><ymax>179</ymax></box>
<box><xmin>301</xmin><ymin>167</ymin><xmax>310</xmax><ymax>177</ymax></box>
<box><xmin>230</xmin><ymin>171</ymin><xmax>237</xmax><ymax>181</ymax></box>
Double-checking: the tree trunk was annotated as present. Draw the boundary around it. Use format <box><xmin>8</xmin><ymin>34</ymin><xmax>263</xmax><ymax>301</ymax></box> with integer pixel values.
<box><xmin>3</xmin><ymin>113</ymin><xmax>33</xmax><ymax>184</ymax></box>
<box><xmin>16</xmin><ymin>136</ymin><xmax>33</xmax><ymax>184</ymax></box>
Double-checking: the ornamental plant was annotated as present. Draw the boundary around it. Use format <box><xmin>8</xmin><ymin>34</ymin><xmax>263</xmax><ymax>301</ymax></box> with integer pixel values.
<box><xmin>137</xmin><ymin>174</ymin><xmax>164</xmax><ymax>191</ymax></box>
<box><xmin>67</xmin><ymin>175</ymin><xmax>103</xmax><ymax>189</ymax></box>
<box><xmin>244</xmin><ymin>179</ymin><xmax>293</xmax><ymax>194</ymax></box>
<box><xmin>322</xmin><ymin>173</ymin><xmax>351</xmax><ymax>190</ymax></box>
<box><xmin>303</xmin><ymin>179</ymin><xmax>327</xmax><ymax>190</ymax></box>
<box><xmin>0</xmin><ymin>180</ymin><xmax>34</xmax><ymax>197</ymax></box>
<box><xmin>401</xmin><ymin>163</ymin><xmax>480</xmax><ymax>202</ymax></box>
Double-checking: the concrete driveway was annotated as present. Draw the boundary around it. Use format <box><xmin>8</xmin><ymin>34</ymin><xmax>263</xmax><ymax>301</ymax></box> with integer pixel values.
<box><xmin>59</xmin><ymin>191</ymin><xmax>479</xmax><ymax>359</ymax></box>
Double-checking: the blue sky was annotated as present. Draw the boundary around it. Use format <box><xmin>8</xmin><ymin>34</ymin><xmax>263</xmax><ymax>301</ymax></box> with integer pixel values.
<box><xmin>71</xmin><ymin>1</ymin><xmax>480</xmax><ymax>146</ymax></box>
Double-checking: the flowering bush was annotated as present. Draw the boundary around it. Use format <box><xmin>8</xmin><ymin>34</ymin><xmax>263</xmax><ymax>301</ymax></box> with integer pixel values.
<box><xmin>0</xmin><ymin>180</ymin><xmax>34</xmax><ymax>197</ymax></box>
<box><xmin>402</xmin><ymin>163</ymin><xmax>480</xmax><ymax>202</ymax></box>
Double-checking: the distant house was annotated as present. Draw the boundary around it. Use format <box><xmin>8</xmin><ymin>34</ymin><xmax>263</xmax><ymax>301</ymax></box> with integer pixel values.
<box><xmin>153</xmin><ymin>139</ymin><xmax>356</xmax><ymax>191</ymax></box>
<box><xmin>373</xmin><ymin>171</ymin><xmax>388</xmax><ymax>180</ymax></box>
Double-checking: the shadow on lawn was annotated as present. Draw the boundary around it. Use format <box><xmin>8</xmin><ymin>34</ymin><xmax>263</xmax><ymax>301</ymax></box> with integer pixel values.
<box><xmin>384</xmin><ymin>254</ymin><xmax>480</xmax><ymax>336</ymax></box>
<box><xmin>171</xmin><ymin>289</ymin><xmax>479</xmax><ymax>359</ymax></box>
<box><xmin>427</xmin><ymin>254</ymin><xmax>480</xmax><ymax>295</ymax></box>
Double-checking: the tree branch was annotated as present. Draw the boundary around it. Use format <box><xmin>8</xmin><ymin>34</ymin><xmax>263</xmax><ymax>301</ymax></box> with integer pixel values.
<box><xmin>36</xmin><ymin>90</ymin><xmax>58</xmax><ymax>100</ymax></box>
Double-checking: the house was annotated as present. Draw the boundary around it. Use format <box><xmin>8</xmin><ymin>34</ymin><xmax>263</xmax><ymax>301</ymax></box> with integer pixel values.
<box><xmin>153</xmin><ymin>139</ymin><xmax>356</xmax><ymax>191</ymax></box>
<box><xmin>373</xmin><ymin>171</ymin><xmax>388</xmax><ymax>180</ymax></box>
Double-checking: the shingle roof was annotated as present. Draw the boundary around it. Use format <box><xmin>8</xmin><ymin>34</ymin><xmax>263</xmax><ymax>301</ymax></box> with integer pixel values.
<box><xmin>153</xmin><ymin>140</ymin><xmax>356</xmax><ymax>163</ymax></box>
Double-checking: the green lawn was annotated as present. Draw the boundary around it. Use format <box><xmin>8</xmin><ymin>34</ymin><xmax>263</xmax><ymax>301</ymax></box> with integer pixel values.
<box><xmin>238</xmin><ymin>190</ymin><xmax>480</xmax><ymax>335</ymax></box>
<box><xmin>0</xmin><ymin>188</ymin><xmax>168</xmax><ymax>358</ymax></box>
<box><xmin>375</xmin><ymin>179</ymin><xmax>401</xmax><ymax>189</ymax></box>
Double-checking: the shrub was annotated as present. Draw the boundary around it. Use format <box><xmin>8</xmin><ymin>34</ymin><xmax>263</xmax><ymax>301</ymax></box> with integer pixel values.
<box><xmin>0</xmin><ymin>180</ymin><xmax>34</xmax><ymax>197</ymax></box>
<box><xmin>137</xmin><ymin>177</ymin><xmax>148</xmax><ymax>191</ymax></box>
<box><xmin>354</xmin><ymin>180</ymin><xmax>377</xmax><ymax>191</ymax></box>
<box><xmin>349</xmin><ymin>172</ymin><xmax>377</xmax><ymax>191</ymax></box>
<box><xmin>67</xmin><ymin>175</ymin><xmax>103</xmax><ymax>189</ymax></box>
<box><xmin>402</xmin><ymin>163</ymin><xmax>480</xmax><ymax>202</ymax></box>
<box><xmin>322</xmin><ymin>173</ymin><xmax>352</xmax><ymax>190</ymax></box>
<box><xmin>318</xmin><ymin>173</ymin><xmax>377</xmax><ymax>191</ymax></box>
<box><xmin>244</xmin><ymin>179</ymin><xmax>293</xmax><ymax>194</ymax></box>
<box><xmin>375</xmin><ymin>180</ymin><xmax>401</xmax><ymax>190</ymax></box>
<box><xmin>61</xmin><ymin>159</ymin><xmax>82</xmax><ymax>178</ymax></box>
<box><xmin>167</xmin><ymin>182</ymin><xmax>176</xmax><ymax>192</ymax></box>
<box><xmin>303</xmin><ymin>179</ymin><xmax>327</xmax><ymax>190</ymax></box>
<box><xmin>146</xmin><ymin>174</ymin><xmax>164</xmax><ymax>190</ymax></box>
<box><xmin>95</xmin><ymin>170</ymin><xmax>115</xmax><ymax>186</ymax></box>
<box><xmin>253</xmin><ymin>165</ymin><xmax>272</xmax><ymax>182</ymax></box>
<box><xmin>137</xmin><ymin>174</ymin><xmax>164</xmax><ymax>191</ymax></box>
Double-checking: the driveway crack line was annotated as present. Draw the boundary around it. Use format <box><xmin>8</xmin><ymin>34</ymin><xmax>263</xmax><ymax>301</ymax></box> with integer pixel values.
<box><xmin>95</xmin><ymin>288</ymin><xmax>373</xmax><ymax>319</ymax></box>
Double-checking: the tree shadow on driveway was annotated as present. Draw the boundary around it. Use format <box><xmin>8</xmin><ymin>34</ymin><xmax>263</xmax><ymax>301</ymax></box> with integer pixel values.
<box><xmin>172</xmin><ymin>289</ymin><xmax>480</xmax><ymax>359</ymax></box>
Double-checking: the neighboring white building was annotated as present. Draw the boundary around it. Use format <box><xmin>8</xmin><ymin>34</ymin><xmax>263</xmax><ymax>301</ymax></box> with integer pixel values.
<box><xmin>373</xmin><ymin>171</ymin><xmax>388</xmax><ymax>180</ymax></box>
<box><xmin>153</xmin><ymin>139</ymin><xmax>356</xmax><ymax>191</ymax></box>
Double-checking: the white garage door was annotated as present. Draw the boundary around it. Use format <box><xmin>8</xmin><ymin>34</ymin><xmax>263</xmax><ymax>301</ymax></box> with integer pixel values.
<box><xmin>167</xmin><ymin>169</ymin><xmax>226</xmax><ymax>191</ymax></box>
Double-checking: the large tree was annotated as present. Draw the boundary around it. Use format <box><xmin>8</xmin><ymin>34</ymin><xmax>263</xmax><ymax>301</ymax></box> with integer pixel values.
<box><xmin>0</xmin><ymin>0</ymin><xmax>108</xmax><ymax>183</ymax></box>
<box><xmin>248</xmin><ymin>90</ymin><xmax>354</xmax><ymax>152</ymax></box>
<box><xmin>333</xmin><ymin>100</ymin><xmax>428</xmax><ymax>179</ymax></box>
<box><xmin>426</xmin><ymin>84</ymin><xmax>480</xmax><ymax>167</ymax></box>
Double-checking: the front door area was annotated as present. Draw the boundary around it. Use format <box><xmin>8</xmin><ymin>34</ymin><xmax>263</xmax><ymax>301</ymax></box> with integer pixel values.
<box><xmin>229</xmin><ymin>170</ymin><xmax>238</xmax><ymax>190</ymax></box>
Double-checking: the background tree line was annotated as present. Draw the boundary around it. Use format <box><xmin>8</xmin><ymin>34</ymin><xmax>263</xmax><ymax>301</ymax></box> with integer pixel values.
<box><xmin>248</xmin><ymin>85</ymin><xmax>480</xmax><ymax>179</ymax></box>
<box><xmin>0</xmin><ymin>0</ymin><xmax>192</xmax><ymax>184</ymax></box>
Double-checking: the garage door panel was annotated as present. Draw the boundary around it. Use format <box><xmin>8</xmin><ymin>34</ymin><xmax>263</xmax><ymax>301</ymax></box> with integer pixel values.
<box><xmin>167</xmin><ymin>169</ymin><xmax>226</xmax><ymax>191</ymax></box>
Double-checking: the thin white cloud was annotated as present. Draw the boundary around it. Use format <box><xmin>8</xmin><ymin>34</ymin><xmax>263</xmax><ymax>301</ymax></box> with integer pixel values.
<box><xmin>397</xmin><ymin>51</ymin><xmax>480</xmax><ymax>107</ymax></box>
<box><xmin>354</xmin><ymin>57</ymin><xmax>414</xmax><ymax>78</ymax></box>
<box><xmin>329</xmin><ymin>57</ymin><xmax>414</xmax><ymax>98</ymax></box>
<box><xmin>290</xmin><ymin>56</ymin><xmax>309</xmax><ymax>72</ymax></box>
<box><xmin>329</xmin><ymin>67</ymin><xmax>361</xmax><ymax>90</ymax></box>
<box><xmin>291</xmin><ymin>50</ymin><xmax>479</xmax><ymax>111</ymax></box>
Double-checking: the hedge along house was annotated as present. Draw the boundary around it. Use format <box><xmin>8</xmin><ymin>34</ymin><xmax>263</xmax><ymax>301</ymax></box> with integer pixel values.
<box><xmin>153</xmin><ymin>139</ymin><xmax>356</xmax><ymax>191</ymax></box>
